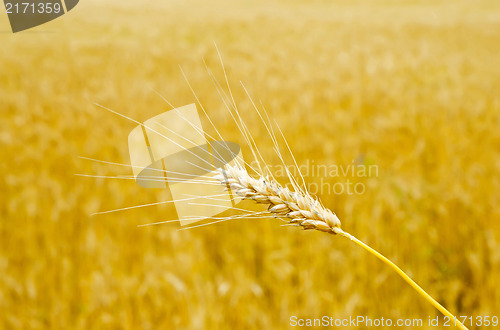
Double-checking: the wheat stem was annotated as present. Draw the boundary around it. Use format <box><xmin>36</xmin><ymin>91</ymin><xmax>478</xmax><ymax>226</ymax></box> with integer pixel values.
<box><xmin>333</xmin><ymin>228</ymin><xmax>468</xmax><ymax>330</ymax></box>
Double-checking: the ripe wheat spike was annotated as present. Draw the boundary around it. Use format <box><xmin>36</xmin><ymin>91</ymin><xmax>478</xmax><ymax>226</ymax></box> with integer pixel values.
<box><xmin>215</xmin><ymin>163</ymin><xmax>469</xmax><ymax>330</ymax></box>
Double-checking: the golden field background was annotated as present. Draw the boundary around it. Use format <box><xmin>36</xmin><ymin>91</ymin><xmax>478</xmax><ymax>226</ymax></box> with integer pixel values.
<box><xmin>1</xmin><ymin>0</ymin><xmax>500</xmax><ymax>328</ymax></box>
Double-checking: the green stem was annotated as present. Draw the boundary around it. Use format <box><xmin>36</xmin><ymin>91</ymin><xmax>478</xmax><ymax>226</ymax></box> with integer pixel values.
<box><xmin>333</xmin><ymin>228</ymin><xmax>468</xmax><ymax>330</ymax></box>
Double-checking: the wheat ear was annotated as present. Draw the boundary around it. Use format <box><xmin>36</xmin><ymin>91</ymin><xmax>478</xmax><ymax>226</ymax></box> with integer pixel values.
<box><xmin>215</xmin><ymin>164</ymin><xmax>468</xmax><ymax>330</ymax></box>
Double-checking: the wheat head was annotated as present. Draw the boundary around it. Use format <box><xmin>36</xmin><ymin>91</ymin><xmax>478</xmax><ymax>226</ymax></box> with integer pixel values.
<box><xmin>215</xmin><ymin>164</ymin><xmax>344</xmax><ymax>234</ymax></box>
<box><xmin>215</xmin><ymin>163</ymin><xmax>468</xmax><ymax>330</ymax></box>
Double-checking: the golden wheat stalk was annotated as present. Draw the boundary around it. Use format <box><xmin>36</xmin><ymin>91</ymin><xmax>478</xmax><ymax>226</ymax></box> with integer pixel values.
<box><xmin>88</xmin><ymin>46</ymin><xmax>468</xmax><ymax>329</ymax></box>
<box><xmin>215</xmin><ymin>164</ymin><xmax>469</xmax><ymax>330</ymax></box>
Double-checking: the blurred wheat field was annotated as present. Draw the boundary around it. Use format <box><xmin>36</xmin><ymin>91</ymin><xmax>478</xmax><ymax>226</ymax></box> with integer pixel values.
<box><xmin>1</xmin><ymin>0</ymin><xmax>500</xmax><ymax>328</ymax></box>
